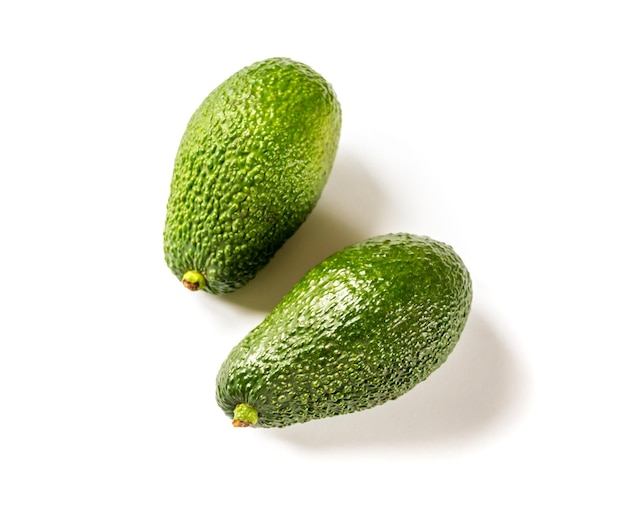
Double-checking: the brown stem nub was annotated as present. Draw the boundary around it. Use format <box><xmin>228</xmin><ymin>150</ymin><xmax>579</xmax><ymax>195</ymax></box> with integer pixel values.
<box><xmin>182</xmin><ymin>279</ymin><xmax>200</xmax><ymax>291</ymax></box>
<box><xmin>181</xmin><ymin>270</ymin><xmax>206</xmax><ymax>291</ymax></box>
<box><xmin>232</xmin><ymin>419</ymin><xmax>253</xmax><ymax>428</ymax></box>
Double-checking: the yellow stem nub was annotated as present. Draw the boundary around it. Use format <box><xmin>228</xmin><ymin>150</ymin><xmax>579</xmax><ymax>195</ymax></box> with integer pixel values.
<box><xmin>232</xmin><ymin>403</ymin><xmax>258</xmax><ymax>427</ymax></box>
<box><xmin>182</xmin><ymin>270</ymin><xmax>206</xmax><ymax>291</ymax></box>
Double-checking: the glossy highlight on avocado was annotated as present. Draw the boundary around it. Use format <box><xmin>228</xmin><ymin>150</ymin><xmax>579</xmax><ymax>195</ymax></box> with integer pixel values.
<box><xmin>164</xmin><ymin>57</ymin><xmax>342</xmax><ymax>294</ymax></box>
<box><xmin>215</xmin><ymin>233</ymin><xmax>473</xmax><ymax>428</ymax></box>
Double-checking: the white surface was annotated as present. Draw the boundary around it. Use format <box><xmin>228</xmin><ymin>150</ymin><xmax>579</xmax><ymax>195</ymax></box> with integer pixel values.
<box><xmin>1</xmin><ymin>1</ymin><xmax>625</xmax><ymax>509</ymax></box>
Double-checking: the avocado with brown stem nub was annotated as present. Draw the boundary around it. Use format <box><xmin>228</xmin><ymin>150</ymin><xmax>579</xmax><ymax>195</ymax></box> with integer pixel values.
<box><xmin>164</xmin><ymin>57</ymin><xmax>342</xmax><ymax>294</ymax></box>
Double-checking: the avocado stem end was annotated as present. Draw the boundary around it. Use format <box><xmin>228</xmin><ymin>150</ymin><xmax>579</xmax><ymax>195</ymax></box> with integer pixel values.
<box><xmin>181</xmin><ymin>270</ymin><xmax>206</xmax><ymax>291</ymax></box>
<box><xmin>233</xmin><ymin>403</ymin><xmax>258</xmax><ymax>428</ymax></box>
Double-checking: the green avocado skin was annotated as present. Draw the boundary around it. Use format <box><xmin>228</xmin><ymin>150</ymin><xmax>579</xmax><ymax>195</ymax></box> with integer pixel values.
<box><xmin>164</xmin><ymin>58</ymin><xmax>341</xmax><ymax>294</ymax></box>
<box><xmin>215</xmin><ymin>233</ymin><xmax>473</xmax><ymax>428</ymax></box>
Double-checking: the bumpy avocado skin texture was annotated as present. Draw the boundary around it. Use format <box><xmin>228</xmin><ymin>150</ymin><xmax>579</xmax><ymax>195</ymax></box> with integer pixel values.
<box><xmin>216</xmin><ymin>233</ymin><xmax>473</xmax><ymax>428</ymax></box>
<box><xmin>164</xmin><ymin>58</ymin><xmax>342</xmax><ymax>294</ymax></box>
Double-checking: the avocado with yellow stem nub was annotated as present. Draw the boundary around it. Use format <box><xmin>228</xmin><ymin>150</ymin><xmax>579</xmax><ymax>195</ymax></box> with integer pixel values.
<box><xmin>163</xmin><ymin>57</ymin><xmax>342</xmax><ymax>294</ymax></box>
<box><xmin>216</xmin><ymin>233</ymin><xmax>473</xmax><ymax>428</ymax></box>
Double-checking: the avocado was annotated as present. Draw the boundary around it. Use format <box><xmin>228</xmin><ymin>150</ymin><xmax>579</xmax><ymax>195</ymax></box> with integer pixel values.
<box><xmin>163</xmin><ymin>57</ymin><xmax>341</xmax><ymax>293</ymax></box>
<box><xmin>215</xmin><ymin>233</ymin><xmax>472</xmax><ymax>428</ymax></box>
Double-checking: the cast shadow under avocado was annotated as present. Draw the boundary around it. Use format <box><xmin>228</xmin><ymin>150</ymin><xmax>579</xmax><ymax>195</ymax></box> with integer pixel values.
<box><xmin>265</xmin><ymin>310</ymin><xmax>527</xmax><ymax>450</ymax></box>
<box><xmin>217</xmin><ymin>151</ymin><xmax>392</xmax><ymax>312</ymax></box>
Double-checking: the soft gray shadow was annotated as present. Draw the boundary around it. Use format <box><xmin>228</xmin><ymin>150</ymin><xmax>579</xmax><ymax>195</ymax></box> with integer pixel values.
<box><xmin>216</xmin><ymin>150</ymin><xmax>391</xmax><ymax>311</ymax></box>
<box><xmin>263</xmin><ymin>309</ymin><xmax>527</xmax><ymax>450</ymax></box>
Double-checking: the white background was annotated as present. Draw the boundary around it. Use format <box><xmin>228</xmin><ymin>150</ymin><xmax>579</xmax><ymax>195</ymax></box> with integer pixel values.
<box><xmin>1</xmin><ymin>1</ymin><xmax>625</xmax><ymax>509</ymax></box>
